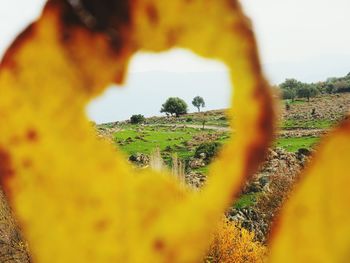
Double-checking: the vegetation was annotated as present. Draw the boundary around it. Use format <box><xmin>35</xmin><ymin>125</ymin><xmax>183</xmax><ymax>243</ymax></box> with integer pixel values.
<box><xmin>194</xmin><ymin>142</ymin><xmax>222</xmax><ymax>162</ymax></box>
<box><xmin>279</xmin><ymin>73</ymin><xmax>350</xmax><ymax>102</ymax></box>
<box><xmin>160</xmin><ymin>97</ymin><xmax>188</xmax><ymax>117</ymax></box>
<box><xmin>234</xmin><ymin>193</ymin><xmax>258</xmax><ymax>209</ymax></box>
<box><xmin>206</xmin><ymin>219</ymin><xmax>266</xmax><ymax>263</ymax></box>
<box><xmin>192</xmin><ymin>96</ymin><xmax>205</xmax><ymax>112</ymax></box>
<box><xmin>281</xmin><ymin>119</ymin><xmax>335</xmax><ymax>129</ymax></box>
<box><xmin>276</xmin><ymin>136</ymin><xmax>319</xmax><ymax>152</ymax></box>
<box><xmin>282</xmin><ymin>88</ymin><xmax>296</xmax><ymax>101</ymax></box>
<box><xmin>296</xmin><ymin>85</ymin><xmax>318</xmax><ymax>102</ymax></box>
<box><xmin>279</xmin><ymin>78</ymin><xmax>318</xmax><ymax>101</ymax></box>
<box><xmin>115</xmin><ymin>126</ymin><xmax>194</xmax><ymax>157</ymax></box>
<box><xmin>130</xmin><ymin>114</ymin><xmax>145</xmax><ymax>124</ymax></box>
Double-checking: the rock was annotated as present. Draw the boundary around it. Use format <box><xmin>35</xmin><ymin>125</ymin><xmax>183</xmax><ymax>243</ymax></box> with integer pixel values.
<box><xmin>188</xmin><ymin>158</ymin><xmax>206</xmax><ymax>169</ymax></box>
<box><xmin>128</xmin><ymin>153</ymin><xmax>150</xmax><ymax>166</ymax></box>
<box><xmin>185</xmin><ymin>172</ymin><xmax>207</xmax><ymax>188</ymax></box>
<box><xmin>199</xmin><ymin>153</ymin><xmax>206</xmax><ymax>160</ymax></box>
<box><xmin>297</xmin><ymin>148</ymin><xmax>311</xmax><ymax>156</ymax></box>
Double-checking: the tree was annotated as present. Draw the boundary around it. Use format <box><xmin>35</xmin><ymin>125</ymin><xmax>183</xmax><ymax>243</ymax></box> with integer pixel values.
<box><xmin>192</xmin><ymin>96</ymin><xmax>205</xmax><ymax>112</ymax></box>
<box><xmin>281</xmin><ymin>89</ymin><xmax>296</xmax><ymax>101</ymax></box>
<box><xmin>279</xmin><ymin>78</ymin><xmax>304</xmax><ymax>91</ymax></box>
<box><xmin>160</xmin><ymin>97</ymin><xmax>188</xmax><ymax>117</ymax></box>
<box><xmin>130</xmin><ymin>114</ymin><xmax>145</xmax><ymax>124</ymax></box>
<box><xmin>297</xmin><ymin>85</ymin><xmax>318</xmax><ymax>102</ymax></box>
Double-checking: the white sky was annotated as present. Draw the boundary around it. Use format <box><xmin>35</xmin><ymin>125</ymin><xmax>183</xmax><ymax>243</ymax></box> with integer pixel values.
<box><xmin>1</xmin><ymin>0</ymin><xmax>350</xmax><ymax>123</ymax></box>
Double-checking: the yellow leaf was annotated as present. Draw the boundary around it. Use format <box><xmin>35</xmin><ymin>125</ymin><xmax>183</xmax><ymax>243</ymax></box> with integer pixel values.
<box><xmin>269</xmin><ymin>121</ymin><xmax>350</xmax><ymax>263</ymax></box>
<box><xmin>0</xmin><ymin>0</ymin><xmax>274</xmax><ymax>262</ymax></box>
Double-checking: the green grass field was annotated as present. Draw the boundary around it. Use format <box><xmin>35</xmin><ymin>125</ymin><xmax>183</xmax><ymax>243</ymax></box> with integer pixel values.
<box><xmin>114</xmin><ymin>126</ymin><xmax>201</xmax><ymax>160</ymax></box>
<box><xmin>281</xmin><ymin>119</ymin><xmax>335</xmax><ymax>129</ymax></box>
<box><xmin>275</xmin><ymin>136</ymin><xmax>319</xmax><ymax>152</ymax></box>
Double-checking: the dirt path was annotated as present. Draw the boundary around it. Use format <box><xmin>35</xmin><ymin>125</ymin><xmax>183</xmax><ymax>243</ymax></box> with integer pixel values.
<box><xmin>148</xmin><ymin>124</ymin><xmax>328</xmax><ymax>137</ymax></box>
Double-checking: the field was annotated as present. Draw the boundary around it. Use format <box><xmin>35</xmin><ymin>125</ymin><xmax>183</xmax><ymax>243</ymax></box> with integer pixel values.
<box><xmin>96</xmin><ymin>94</ymin><xmax>350</xmax><ymax>236</ymax></box>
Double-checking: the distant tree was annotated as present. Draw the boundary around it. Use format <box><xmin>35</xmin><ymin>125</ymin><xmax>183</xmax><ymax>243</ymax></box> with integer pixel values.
<box><xmin>160</xmin><ymin>97</ymin><xmax>188</xmax><ymax>117</ymax></box>
<box><xmin>334</xmin><ymin>80</ymin><xmax>350</xmax><ymax>93</ymax></box>
<box><xmin>325</xmin><ymin>83</ymin><xmax>336</xmax><ymax>94</ymax></box>
<box><xmin>192</xmin><ymin>96</ymin><xmax>205</xmax><ymax>112</ymax></box>
<box><xmin>297</xmin><ymin>85</ymin><xmax>318</xmax><ymax>102</ymax></box>
<box><xmin>130</xmin><ymin>114</ymin><xmax>145</xmax><ymax>124</ymax></box>
<box><xmin>279</xmin><ymin>78</ymin><xmax>304</xmax><ymax>91</ymax></box>
<box><xmin>281</xmin><ymin>89</ymin><xmax>296</xmax><ymax>101</ymax></box>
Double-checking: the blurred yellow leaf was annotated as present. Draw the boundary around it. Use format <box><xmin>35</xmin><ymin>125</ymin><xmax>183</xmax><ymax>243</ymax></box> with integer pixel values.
<box><xmin>269</xmin><ymin>121</ymin><xmax>350</xmax><ymax>263</ymax></box>
<box><xmin>0</xmin><ymin>0</ymin><xmax>273</xmax><ymax>262</ymax></box>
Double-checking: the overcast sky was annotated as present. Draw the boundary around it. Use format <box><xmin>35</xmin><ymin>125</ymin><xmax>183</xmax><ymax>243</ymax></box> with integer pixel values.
<box><xmin>1</xmin><ymin>0</ymin><xmax>350</xmax><ymax>123</ymax></box>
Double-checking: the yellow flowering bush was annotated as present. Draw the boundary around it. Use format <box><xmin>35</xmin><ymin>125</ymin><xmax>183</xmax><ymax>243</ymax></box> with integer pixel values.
<box><xmin>206</xmin><ymin>219</ymin><xmax>266</xmax><ymax>263</ymax></box>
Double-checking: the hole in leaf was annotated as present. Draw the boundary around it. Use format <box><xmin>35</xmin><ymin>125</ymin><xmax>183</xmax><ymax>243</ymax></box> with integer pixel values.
<box><xmin>87</xmin><ymin>48</ymin><xmax>232</xmax><ymax>188</ymax></box>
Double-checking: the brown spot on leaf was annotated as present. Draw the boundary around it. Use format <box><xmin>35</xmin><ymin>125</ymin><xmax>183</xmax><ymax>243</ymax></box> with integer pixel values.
<box><xmin>153</xmin><ymin>239</ymin><xmax>165</xmax><ymax>252</ymax></box>
<box><xmin>146</xmin><ymin>4</ymin><xmax>159</xmax><ymax>25</ymax></box>
<box><xmin>22</xmin><ymin>159</ymin><xmax>33</xmax><ymax>169</ymax></box>
<box><xmin>26</xmin><ymin>129</ymin><xmax>38</xmax><ymax>142</ymax></box>
<box><xmin>94</xmin><ymin>219</ymin><xmax>110</xmax><ymax>232</ymax></box>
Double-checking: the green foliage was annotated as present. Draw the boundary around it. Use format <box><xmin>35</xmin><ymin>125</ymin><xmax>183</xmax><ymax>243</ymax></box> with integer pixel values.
<box><xmin>130</xmin><ymin>114</ymin><xmax>145</xmax><ymax>124</ymax></box>
<box><xmin>280</xmin><ymin>73</ymin><xmax>350</xmax><ymax>95</ymax></box>
<box><xmin>282</xmin><ymin>89</ymin><xmax>296</xmax><ymax>100</ymax></box>
<box><xmin>192</xmin><ymin>96</ymin><xmax>205</xmax><ymax>112</ymax></box>
<box><xmin>160</xmin><ymin>97</ymin><xmax>188</xmax><ymax>117</ymax></box>
<box><xmin>296</xmin><ymin>85</ymin><xmax>318</xmax><ymax>101</ymax></box>
<box><xmin>194</xmin><ymin>142</ymin><xmax>222</xmax><ymax>161</ymax></box>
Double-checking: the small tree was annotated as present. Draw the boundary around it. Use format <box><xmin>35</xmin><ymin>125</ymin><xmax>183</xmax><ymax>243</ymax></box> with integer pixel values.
<box><xmin>281</xmin><ymin>88</ymin><xmax>296</xmax><ymax>101</ymax></box>
<box><xmin>130</xmin><ymin>114</ymin><xmax>145</xmax><ymax>124</ymax></box>
<box><xmin>297</xmin><ymin>86</ymin><xmax>318</xmax><ymax>102</ymax></box>
<box><xmin>160</xmin><ymin>97</ymin><xmax>188</xmax><ymax>117</ymax></box>
<box><xmin>279</xmin><ymin>78</ymin><xmax>304</xmax><ymax>91</ymax></box>
<box><xmin>192</xmin><ymin>96</ymin><xmax>205</xmax><ymax>112</ymax></box>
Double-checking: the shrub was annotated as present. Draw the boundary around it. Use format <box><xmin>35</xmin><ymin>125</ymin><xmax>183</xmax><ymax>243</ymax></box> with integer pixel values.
<box><xmin>195</xmin><ymin>142</ymin><xmax>222</xmax><ymax>162</ymax></box>
<box><xmin>186</xmin><ymin>117</ymin><xmax>193</xmax><ymax>122</ymax></box>
<box><xmin>206</xmin><ymin>218</ymin><xmax>267</xmax><ymax>263</ymax></box>
<box><xmin>130</xmin><ymin>114</ymin><xmax>145</xmax><ymax>124</ymax></box>
<box><xmin>285</xmin><ymin>103</ymin><xmax>291</xmax><ymax>111</ymax></box>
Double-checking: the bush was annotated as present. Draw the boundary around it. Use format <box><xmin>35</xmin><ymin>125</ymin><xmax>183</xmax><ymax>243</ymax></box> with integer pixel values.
<box><xmin>186</xmin><ymin>117</ymin><xmax>193</xmax><ymax>122</ymax></box>
<box><xmin>285</xmin><ymin>103</ymin><xmax>291</xmax><ymax>111</ymax></box>
<box><xmin>194</xmin><ymin>142</ymin><xmax>222</xmax><ymax>162</ymax></box>
<box><xmin>130</xmin><ymin>114</ymin><xmax>145</xmax><ymax>124</ymax></box>
<box><xmin>205</xmin><ymin>218</ymin><xmax>267</xmax><ymax>263</ymax></box>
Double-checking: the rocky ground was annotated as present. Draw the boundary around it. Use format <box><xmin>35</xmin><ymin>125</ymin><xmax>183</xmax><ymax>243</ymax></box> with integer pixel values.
<box><xmin>281</xmin><ymin>93</ymin><xmax>350</xmax><ymax>121</ymax></box>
